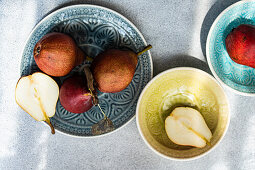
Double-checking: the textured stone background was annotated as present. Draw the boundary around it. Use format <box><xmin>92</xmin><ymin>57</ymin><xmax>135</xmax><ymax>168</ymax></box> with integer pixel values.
<box><xmin>0</xmin><ymin>0</ymin><xmax>254</xmax><ymax>169</ymax></box>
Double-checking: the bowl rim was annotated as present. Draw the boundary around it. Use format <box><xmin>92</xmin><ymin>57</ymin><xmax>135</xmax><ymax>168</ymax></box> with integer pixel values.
<box><xmin>206</xmin><ymin>0</ymin><xmax>255</xmax><ymax>96</ymax></box>
<box><xmin>20</xmin><ymin>4</ymin><xmax>153</xmax><ymax>138</ymax></box>
<box><xmin>136</xmin><ymin>67</ymin><xmax>230</xmax><ymax>161</ymax></box>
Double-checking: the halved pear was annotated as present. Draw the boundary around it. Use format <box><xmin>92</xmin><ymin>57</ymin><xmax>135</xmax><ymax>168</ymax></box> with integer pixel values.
<box><xmin>15</xmin><ymin>72</ymin><xmax>59</xmax><ymax>134</ymax></box>
<box><xmin>165</xmin><ymin>107</ymin><xmax>212</xmax><ymax>148</ymax></box>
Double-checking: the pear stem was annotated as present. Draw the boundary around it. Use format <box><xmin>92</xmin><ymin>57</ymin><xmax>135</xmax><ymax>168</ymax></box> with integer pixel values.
<box><xmin>86</xmin><ymin>56</ymin><xmax>94</xmax><ymax>62</ymax></box>
<box><xmin>137</xmin><ymin>44</ymin><xmax>152</xmax><ymax>56</ymax></box>
<box><xmin>83</xmin><ymin>93</ymin><xmax>92</xmax><ymax>96</ymax></box>
<box><xmin>84</xmin><ymin>66</ymin><xmax>99</xmax><ymax>105</ymax></box>
<box><xmin>45</xmin><ymin>118</ymin><xmax>55</xmax><ymax>134</ymax></box>
<box><xmin>98</xmin><ymin>104</ymin><xmax>106</xmax><ymax>118</ymax></box>
<box><xmin>35</xmin><ymin>89</ymin><xmax>55</xmax><ymax>135</ymax></box>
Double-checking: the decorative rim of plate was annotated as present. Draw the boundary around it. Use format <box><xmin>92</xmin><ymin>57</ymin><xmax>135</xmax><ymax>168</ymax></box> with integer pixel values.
<box><xmin>136</xmin><ymin>67</ymin><xmax>230</xmax><ymax>161</ymax></box>
<box><xmin>21</xmin><ymin>4</ymin><xmax>153</xmax><ymax>138</ymax></box>
<box><xmin>206</xmin><ymin>0</ymin><xmax>255</xmax><ymax>96</ymax></box>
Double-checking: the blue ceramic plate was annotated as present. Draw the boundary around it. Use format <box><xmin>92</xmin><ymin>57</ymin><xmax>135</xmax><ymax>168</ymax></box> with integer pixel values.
<box><xmin>21</xmin><ymin>5</ymin><xmax>152</xmax><ymax>137</ymax></box>
<box><xmin>207</xmin><ymin>0</ymin><xmax>255</xmax><ymax>95</ymax></box>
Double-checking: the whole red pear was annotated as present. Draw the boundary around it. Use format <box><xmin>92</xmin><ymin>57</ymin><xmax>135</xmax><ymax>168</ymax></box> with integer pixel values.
<box><xmin>225</xmin><ymin>24</ymin><xmax>255</xmax><ymax>68</ymax></box>
<box><xmin>91</xmin><ymin>49</ymin><xmax>138</xmax><ymax>93</ymax></box>
<box><xmin>91</xmin><ymin>45</ymin><xmax>152</xmax><ymax>93</ymax></box>
<box><xmin>33</xmin><ymin>32</ymin><xmax>84</xmax><ymax>77</ymax></box>
<box><xmin>59</xmin><ymin>75</ymin><xmax>93</xmax><ymax>113</ymax></box>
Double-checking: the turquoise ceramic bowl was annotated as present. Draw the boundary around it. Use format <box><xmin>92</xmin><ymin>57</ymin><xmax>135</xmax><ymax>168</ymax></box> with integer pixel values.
<box><xmin>207</xmin><ymin>0</ymin><xmax>255</xmax><ymax>95</ymax></box>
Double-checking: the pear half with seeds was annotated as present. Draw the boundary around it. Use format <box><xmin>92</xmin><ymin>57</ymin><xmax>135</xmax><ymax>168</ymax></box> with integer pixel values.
<box><xmin>165</xmin><ymin>107</ymin><xmax>212</xmax><ymax>148</ymax></box>
<box><xmin>15</xmin><ymin>72</ymin><xmax>59</xmax><ymax>134</ymax></box>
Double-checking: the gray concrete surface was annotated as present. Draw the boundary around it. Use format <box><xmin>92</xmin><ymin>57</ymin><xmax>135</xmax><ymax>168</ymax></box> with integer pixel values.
<box><xmin>0</xmin><ymin>0</ymin><xmax>255</xmax><ymax>169</ymax></box>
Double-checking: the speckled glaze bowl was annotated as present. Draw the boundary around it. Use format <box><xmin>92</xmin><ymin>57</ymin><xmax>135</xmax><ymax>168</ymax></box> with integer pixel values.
<box><xmin>207</xmin><ymin>0</ymin><xmax>255</xmax><ymax>95</ymax></box>
<box><xmin>136</xmin><ymin>67</ymin><xmax>230</xmax><ymax>160</ymax></box>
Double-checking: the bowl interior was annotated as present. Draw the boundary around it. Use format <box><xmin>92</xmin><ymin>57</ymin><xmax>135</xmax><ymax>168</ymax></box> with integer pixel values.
<box><xmin>207</xmin><ymin>0</ymin><xmax>255</xmax><ymax>94</ymax></box>
<box><xmin>137</xmin><ymin>68</ymin><xmax>229</xmax><ymax>159</ymax></box>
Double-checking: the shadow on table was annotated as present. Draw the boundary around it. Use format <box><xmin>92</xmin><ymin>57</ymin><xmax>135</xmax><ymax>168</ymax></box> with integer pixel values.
<box><xmin>200</xmin><ymin>0</ymin><xmax>239</xmax><ymax>62</ymax></box>
<box><xmin>153</xmin><ymin>55</ymin><xmax>212</xmax><ymax>76</ymax></box>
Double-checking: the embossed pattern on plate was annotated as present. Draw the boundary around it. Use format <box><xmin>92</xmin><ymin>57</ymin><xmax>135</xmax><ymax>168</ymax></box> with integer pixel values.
<box><xmin>21</xmin><ymin>5</ymin><xmax>152</xmax><ymax>137</ymax></box>
<box><xmin>207</xmin><ymin>1</ymin><xmax>255</xmax><ymax>95</ymax></box>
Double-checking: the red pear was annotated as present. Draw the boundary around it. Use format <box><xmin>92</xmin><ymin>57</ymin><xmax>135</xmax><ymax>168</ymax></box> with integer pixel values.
<box><xmin>59</xmin><ymin>75</ymin><xmax>93</xmax><ymax>113</ymax></box>
<box><xmin>91</xmin><ymin>45</ymin><xmax>152</xmax><ymax>93</ymax></box>
<box><xmin>34</xmin><ymin>32</ymin><xmax>85</xmax><ymax>77</ymax></box>
<box><xmin>225</xmin><ymin>24</ymin><xmax>255</xmax><ymax>68</ymax></box>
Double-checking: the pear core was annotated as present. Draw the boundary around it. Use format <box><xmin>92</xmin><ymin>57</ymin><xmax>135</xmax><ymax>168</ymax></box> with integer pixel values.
<box><xmin>15</xmin><ymin>72</ymin><xmax>59</xmax><ymax>134</ymax></box>
<box><xmin>165</xmin><ymin>107</ymin><xmax>212</xmax><ymax>148</ymax></box>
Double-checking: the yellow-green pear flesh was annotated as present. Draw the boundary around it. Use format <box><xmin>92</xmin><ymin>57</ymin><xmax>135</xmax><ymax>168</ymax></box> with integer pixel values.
<box><xmin>165</xmin><ymin>107</ymin><xmax>212</xmax><ymax>148</ymax></box>
<box><xmin>15</xmin><ymin>72</ymin><xmax>59</xmax><ymax>134</ymax></box>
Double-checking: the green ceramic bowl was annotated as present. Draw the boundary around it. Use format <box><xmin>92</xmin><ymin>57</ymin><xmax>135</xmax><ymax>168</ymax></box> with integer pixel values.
<box><xmin>136</xmin><ymin>67</ymin><xmax>230</xmax><ymax>160</ymax></box>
